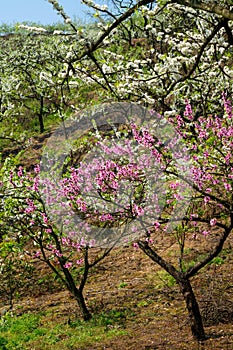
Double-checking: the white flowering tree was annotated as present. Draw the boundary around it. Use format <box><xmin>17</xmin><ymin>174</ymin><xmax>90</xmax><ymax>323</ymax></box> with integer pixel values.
<box><xmin>0</xmin><ymin>25</ymin><xmax>86</xmax><ymax>139</ymax></box>
<box><xmin>63</xmin><ymin>0</ymin><xmax>232</xmax><ymax>115</ymax></box>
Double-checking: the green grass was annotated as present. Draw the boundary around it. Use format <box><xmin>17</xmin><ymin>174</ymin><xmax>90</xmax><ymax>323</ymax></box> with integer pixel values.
<box><xmin>156</xmin><ymin>270</ymin><xmax>176</xmax><ymax>288</ymax></box>
<box><xmin>0</xmin><ymin>310</ymin><xmax>128</xmax><ymax>350</ymax></box>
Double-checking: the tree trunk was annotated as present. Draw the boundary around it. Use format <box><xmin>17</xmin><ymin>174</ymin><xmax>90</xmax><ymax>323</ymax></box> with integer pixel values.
<box><xmin>74</xmin><ymin>288</ymin><xmax>92</xmax><ymax>321</ymax></box>
<box><xmin>178</xmin><ymin>277</ymin><xmax>206</xmax><ymax>341</ymax></box>
<box><xmin>61</xmin><ymin>263</ymin><xmax>92</xmax><ymax>321</ymax></box>
<box><xmin>38</xmin><ymin>95</ymin><xmax>44</xmax><ymax>133</ymax></box>
<box><xmin>138</xmin><ymin>240</ymin><xmax>206</xmax><ymax>341</ymax></box>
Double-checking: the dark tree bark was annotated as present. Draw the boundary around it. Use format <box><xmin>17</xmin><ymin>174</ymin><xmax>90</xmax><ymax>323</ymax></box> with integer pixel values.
<box><xmin>73</xmin><ymin>287</ymin><xmax>92</xmax><ymax>321</ymax></box>
<box><xmin>38</xmin><ymin>94</ymin><xmax>44</xmax><ymax>133</ymax></box>
<box><xmin>177</xmin><ymin>277</ymin><xmax>205</xmax><ymax>340</ymax></box>
<box><xmin>61</xmin><ymin>247</ymin><xmax>92</xmax><ymax>321</ymax></box>
<box><xmin>138</xmin><ymin>240</ymin><xmax>206</xmax><ymax>340</ymax></box>
<box><xmin>38</xmin><ymin>237</ymin><xmax>92</xmax><ymax>321</ymax></box>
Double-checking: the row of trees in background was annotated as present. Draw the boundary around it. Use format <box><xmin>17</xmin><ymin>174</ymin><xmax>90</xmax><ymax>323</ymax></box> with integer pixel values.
<box><xmin>1</xmin><ymin>1</ymin><xmax>232</xmax><ymax>138</ymax></box>
<box><xmin>0</xmin><ymin>19</ymin><xmax>99</xmax><ymax>140</ymax></box>
<box><xmin>0</xmin><ymin>0</ymin><xmax>233</xmax><ymax>342</ymax></box>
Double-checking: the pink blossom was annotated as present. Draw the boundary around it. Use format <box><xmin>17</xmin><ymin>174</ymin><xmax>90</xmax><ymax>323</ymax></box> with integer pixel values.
<box><xmin>41</xmin><ymin>213</ymin><xmax>49</xmax><ymax>224</ymax></box>
<box><xmin>80</xmin><ymin>237</ymin><xmax>87</xmax><ymax>247</ymax></box>
<box><xmin>173</xmin><ymin>193</ymin><xmax>183</xmax><ymax>200</ymax></box>
<box><xmin>149</xmin><ymin>109</ymin><xmax>155</xmax><ymax>116</ymax></box>
<box><xmin>225</xmin><ymin>153</ymin><xmax>231</xmax><ymax>165</ymax></box>
<box><xmin>34</xmin><ymin>164</ymin><xmax>40</xmax><ymax>174</ymax></box>
<box><xmin>63</xmin><ymin>262</ymin><xmax>72</xmax><ymax>269</ymax></box>
<box><xmin>132</xmin><ymin>205</ymin><xmax>144</xmax><ymax>217</ymax></box>
<box><xmin>45</xmin><ymin>228</ymin><xmax>52</xmax><ymax>233</ymax></box>
<box><xmin>169</xmin><ymin>182</ymin><xmax>179</xmax><ymax>189</ymax></box>
<box><xmin>222</xmin><ymin>92</ymin><xmax>232</xmax><ymax>119</ymax></box>
<box><xmin>17</xmin><ymin>166</ymin><xmax>23</xmax><ymax>177</ymax></box>
<box><xmin>24</xmin><ymin>198</ymin><xmax>36</xmax><ymax>213</ymax></box>
<box><xmin>205</xmin><ymin>188</ymin><xmax>212</xmax><ymax>193</ymax></box>
<box><xmin>76</xmin><ymin>259</ymin><xmax>83</xmax><ymax>265</ymax></box>
<box><xmin>146</xmin><ymin>237</ymin><xmax>154</xmax><ymax>244</ymax></box>
<box><xmin>33</xmin><ymin>251</ymin><xmax>41</xmax><ymax>258</ymax></box>
<box><xmin>62</xmin><ymin>237</ymin><xmax>71</xmax><ymax>246</ymax></box>
<box><xmin>224</xmin><ymin>183</ymin><xmax>232</xmax><ymax>191</ymax></box>
<box><xmin>154</xmin><ymin>221</ymin><xmax>160</xmax><ymax>229</ymax></box>
<box><xmin>204</xmin><ymin>196</ymin><xmax>210</xmax><ymax>205</ymax></box>
<box><xmin>202</xmin><ymin>230</ymin><xmax>209</xmax><ymax>236</ymax></box>
<box><xmin>32</xmin><ymin>177</ymin><xmax>39</xmax><ymax>192</ymax></box>
<box><xmin>210</xmin><ymin>218</ymin><xmax>217</xmax><ymax>226</ymax></box>
<box><xmin>184</xmin><ymin>100</ymin><xmax>193</xmax><ymax>120</ymax></box>
<box><xmin>100</xmin><ymin>213</ymin><xmax>114</xmax><ymax>221</ymax></box>
<box><xmin>176</xmin><ymin>115</ymin><xmax>185</xmax><ymax>127</ymax></box>
<box><xmin>53</xmin><ymin>249</ymin><xmax>63</xmax><ymax>257</ymax></box>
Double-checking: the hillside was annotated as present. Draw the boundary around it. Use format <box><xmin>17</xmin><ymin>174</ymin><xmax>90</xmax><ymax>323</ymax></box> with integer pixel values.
<box><xmin>1</xmin><ymin>2</ymin><xmax>233</xmax><ymax>348</ymax></box>
<box><xmin>0</xmin><ymin>237</ymin><xmax>232</xmax><ymax>349</ymax></box>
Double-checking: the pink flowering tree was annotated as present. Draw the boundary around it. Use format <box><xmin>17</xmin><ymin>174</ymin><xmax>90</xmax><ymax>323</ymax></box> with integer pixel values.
<box><xmin>0</xmin><ymin>159</ymin><xmax>114</xmax><ymax>320</ymax></box>
<box><xmin>0</xmin><ymin>101</ymin><xmax>189</xmax><ymax>320</ymax></box>
<box><xmin>38</xmin><ymin>98</ymin><xmax>233</xmax><ymax>340</ymax></box>
<box><xmin>136</xmin><ymin>94</ymin><xmax>233</xmax><ymax>340</ymax></box>
<box><xmin>1</xmin><ymin>97</ymin><xmax>232</xmax><ymax>339</ymax></box>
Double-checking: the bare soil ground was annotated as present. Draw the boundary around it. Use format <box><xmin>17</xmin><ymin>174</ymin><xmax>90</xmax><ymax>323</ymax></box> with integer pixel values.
<box><xmin>1</xmin><ymin>242</ymin><xmax>231</xmax><ymax>350</ymax></box>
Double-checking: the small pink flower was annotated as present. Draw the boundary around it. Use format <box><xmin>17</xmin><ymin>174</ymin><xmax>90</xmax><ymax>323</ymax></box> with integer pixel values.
<box><xmin>63</xmin><ymin>262</ymin><xmax>72</xmax><ymax>269</ymax></box>
<box><xmin>184</xmin><ymin>100</ymin><xmax>193</xmax><ymax>120</ymax></box>
<box><xmin>34</xmin><ymin>164</ymin><xmax>40</xmax><ymax>174</ymax></box>
<box><xmin>62</xmin><ymin>237</ymin><xmax>71</xmax><ymax>246</ymax></box>
<box><xmin>154</xmin><ymin>221</ymin><xmax>160</xmax><ymax>229</ymax></box>
<box><xmin>17</xmin><ymin>166</ymin><xmax>23</xmax><ymax>177</ymax></box>
<box><xmin>133</xmin><ymin>205</ymin><xmax>144</xmax><ymax>217</ymax></box>
<box><xmin>89</xmin><ymin>239</ymin><xmax>96</xmax><ymax>248</ymax></box>
<box><xmin>204</xmin><ymin>196</ymin><xmax>210</xmax><ymax>205</ymax></box>
<box><xmin>210</xmin><ymin>218</ymin><xmax>217</xmax><ymax>226</ymax></box>
<box><xmin>146</xmin><ymin>237</ymin><xmax>153</xmax><ymax>244</ymax></box>
<box><xmin>169</xmin><ymin>182</ymin><xmax>179</xmax><ymax>189</ymax></box>
<box><xmin>53</xmin><ymin>249</ymin><xmax>63</xmax><ymax>257</ymax></box>
<box><xmin>45</xmin><ymin>228</ymin><xmax>52</xmax><ymax>233</ymax></box>
<box><xmin>224</xmin><ymin>183</ymin><xmax>232</xmax><ymax>191</ymax></box>
<box><xmin>149</xmin><ymin>109</ymin><xmax>155</xmax><ymax>116</ymax></box>
<box><xmin>41</xmin><ymin>213</ymin><xmax>49</xmax><ymax>224</ymax></box>
<box><xmin>202</xmin><ymin>230</ymin><xmax>209</xmax><ymax>236</ymax></box>
<box><xmin>33</xmin><ymin>251</ymin><xmax>41</xmax><ymax>258</ymax></box>
<box><xmin>100</xmin><ymin>213</ymin><xmax>114</xmax><ymax>221</ymax></box>
<box><xmin>205</xmin><ymin>188</ymin><xmax>212</xmax><ymax>193</ymax></box>
<box><xmin>76</xmin><ymin>259</ymin><xmax>83</xmax><ymax>265</ymax></box>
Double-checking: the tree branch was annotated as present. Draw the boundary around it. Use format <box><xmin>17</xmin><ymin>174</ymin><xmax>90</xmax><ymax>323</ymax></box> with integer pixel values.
<box><xmin>72</xmin><ymin>0</ymin><xmax>155</xmax><ymax>61</ymax></box>
<box><xmin>171</xmin><ymin>0</ymin><xmax>233</xmax><ymax>20</ymax></box>
<box><xmin>167</xmin><ymin>18</ymin><xmax>226</xmax><ymax>94</ymax></box>
<box><xmin>185</xmin><ymin>222</ymin><xmax>233</xmax><ymax>278</ymax></box>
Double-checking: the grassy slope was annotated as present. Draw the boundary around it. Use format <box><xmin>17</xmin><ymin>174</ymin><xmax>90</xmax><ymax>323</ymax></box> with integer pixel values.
<box><xmin>0</xmin><ymin>243</ymin><xmax>232</xmax><ymax>349</ymax></box>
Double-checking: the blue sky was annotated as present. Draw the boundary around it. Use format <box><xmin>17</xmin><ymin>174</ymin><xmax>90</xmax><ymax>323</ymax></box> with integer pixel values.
<box><xmin>1</xmin><ymin>0</ymin><xmax>92</xmax><ymax>25</ymax></box>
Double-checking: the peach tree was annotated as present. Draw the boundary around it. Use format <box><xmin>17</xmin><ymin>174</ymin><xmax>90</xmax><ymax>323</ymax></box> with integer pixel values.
<box><xmin>1</xmin><ymin>96</ymin><xmax>232</xmax><ymax>339</ymax></box>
